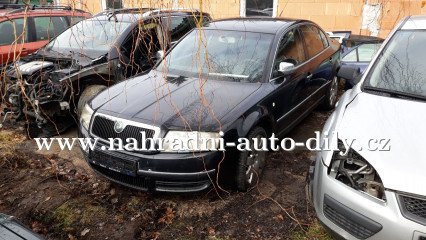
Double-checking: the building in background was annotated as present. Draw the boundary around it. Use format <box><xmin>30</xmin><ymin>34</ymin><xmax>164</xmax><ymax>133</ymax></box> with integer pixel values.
<box><xmin>51</xmin><ymin>0</ymin><xmax>426</xmax><ymax>38</ymax></box>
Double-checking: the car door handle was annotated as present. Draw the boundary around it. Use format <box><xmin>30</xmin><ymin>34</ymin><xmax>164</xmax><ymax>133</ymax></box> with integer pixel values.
<box><xmin>307</xmin><ymin>73</ymin><xmax>313</xmax><ymax>79</ymax></box>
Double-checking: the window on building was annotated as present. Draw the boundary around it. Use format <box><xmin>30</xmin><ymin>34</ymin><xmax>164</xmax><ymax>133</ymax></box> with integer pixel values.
<box><xmin>244</xmin><ymin>0</ymin><xmax>274</xmax><ymax>17</ymax></box>
<box><xmin>34</xmin><ymin>16</ymin><xmax>68</xmax><ymax>41</ymax></box>
<box><xmin>0</xmin><ymin>18</ymin><xmax>28</xmax><ymax>46</ymax></box>
<box><xmin>107</xmin><ymin>0</ymin><xmax>123</xmax><ymax>9</ymax></box>
<box><xmin>299</xmin><ymin>25</ymin><xmax>325</xmax><ymax>58</ymax></box>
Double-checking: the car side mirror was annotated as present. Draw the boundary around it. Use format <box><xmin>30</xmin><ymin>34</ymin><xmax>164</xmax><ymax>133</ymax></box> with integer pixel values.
<box><xmin>278</xmin><ymin>62</ymin><xmax>295</xmax><ymax>76</ymax></box>
<box><xmin>337</xmin><ymin>65</ymin><xmax>361</xmax><ymax>81</ymax></box>
<box><xmin>155</xmin><ymin>50</ymin><xmax>164</xmax><ymax>60</ymax></box>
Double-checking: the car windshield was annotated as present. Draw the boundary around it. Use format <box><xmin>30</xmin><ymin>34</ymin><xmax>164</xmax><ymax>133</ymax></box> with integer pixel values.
<box><xmin>46</xmin><ymin>19</ymin><xmax>132</xmax><ymax>57</ymax></box>
<box><xmin>157</xmin><ymin>29</ymin><xmax>274</xmax><ymax>82</ymax></box>
<box><xmin>365</xmin><ymin>31</ymin><xmax>426</xmax><ymax>97</ymax></box>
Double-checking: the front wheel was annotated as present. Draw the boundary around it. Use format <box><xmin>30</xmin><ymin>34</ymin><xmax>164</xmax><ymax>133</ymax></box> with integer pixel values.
<box><xmin>77</xmin><ymin>85</ymin><xmax>107</xmax><ymax>115</ymax></box>
<box><xmin>236</xmin><ymin>126</ymin><xmax>267</xmax><ymax>191</ymax></box>
<box><xmin>320</xmin><ymin>76</ymin><xmax>339</xmax><ymax>110</ymax></box>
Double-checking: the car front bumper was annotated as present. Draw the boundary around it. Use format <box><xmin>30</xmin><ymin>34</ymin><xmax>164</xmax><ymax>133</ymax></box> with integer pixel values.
<box><xmin>79</xmin><ymin>125</ymin><xmax>221</xmax><ymax>193</ymax></box>
<box><xmin>310</xmin><ymin>153</ymin><xmax>426</xmax><ymax>240</ymax></box>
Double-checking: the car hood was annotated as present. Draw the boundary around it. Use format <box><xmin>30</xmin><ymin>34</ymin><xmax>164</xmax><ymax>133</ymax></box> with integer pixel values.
<box><xmin>333</xmin><ymin>92</ymin><xmax>426</xmax><ymax>196</ymax></box>
<box><xmin>92</xmin><ymin>71</ymin><xmax>262</xmax><ymax>131</ymax></box>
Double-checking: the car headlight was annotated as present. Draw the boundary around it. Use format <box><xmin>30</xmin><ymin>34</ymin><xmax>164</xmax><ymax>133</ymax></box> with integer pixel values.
<box><xmin>162</xmin><ymin>131</ymin><xmax>221</xmax><ymax>153</ymax></box>
<box><xmin>328</xmin><ymin>140</ymin><xmax>385</xmax><ymax>201</ymax></box>
<box><xmin>80</xmin><ymin>104</ymin><xmax>94</xmax><ymax>130</ymax></box>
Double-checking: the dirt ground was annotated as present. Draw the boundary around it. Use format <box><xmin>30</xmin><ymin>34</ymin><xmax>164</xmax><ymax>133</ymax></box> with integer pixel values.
<box><xmin>0</xmin><ymin>108</ymin><xmax>334</xmax><ymax>240</ymax></box>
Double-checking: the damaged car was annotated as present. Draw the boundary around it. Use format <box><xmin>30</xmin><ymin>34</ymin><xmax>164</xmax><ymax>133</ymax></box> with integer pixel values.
<box><xmin>309</xmin><ymin>15</ymin><xmax>426</xmax><ymax>239</ymax></box>
<box><xmin>79</xmin><ymin>18</ymin><xmax>341</xmax><ymax>192</ymax></box>
<box><xmin>0</xmin><ymin>8</ymin><xmax>211</xmax><ymax>137</ymax></box>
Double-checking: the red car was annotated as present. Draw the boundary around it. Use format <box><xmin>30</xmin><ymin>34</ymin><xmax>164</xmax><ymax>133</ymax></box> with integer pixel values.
<box><xmin>0</xmin><ymin>4</ymin><xmax>91</xmax><ymax>64</ymax></box>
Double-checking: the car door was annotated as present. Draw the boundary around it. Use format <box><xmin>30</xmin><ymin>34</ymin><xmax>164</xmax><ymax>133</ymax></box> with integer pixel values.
<box><xmin>299</xmin><ymin>24</ymin><xmax>333</xmax><ymax>108</ymax></box>
<box><xmin>268</xmin><ymin>27</ymin><xmax>311</xmax><ymax>135</ymax></box>
<box><xmin>0</xmin><ymin>17</ymin><xmax>31</xmax><ymax>64</ymax></box>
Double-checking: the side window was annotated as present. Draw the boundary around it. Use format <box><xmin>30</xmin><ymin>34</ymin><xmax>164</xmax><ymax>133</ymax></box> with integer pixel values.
<box><xmin>0</xmin><ymin>18</ymin><xmax>28</xmax><ymax>46</ymax></box>
<box><xmin>34</xmin><ymin>17</ymin><xmax>68</xmax><ymax>41</ymax></box>
<box><xmin>67</xmin><ymin>16</ymin><xmax>85</xmax><ymax>26</ymax></box>
<box><xmin>300</xmin><ymin>25</ymin><xmax>325</xmax><ymax>58</ymax></box>
<box><xmin>273</xmin><ymin>28</ymin><xmax>305</xmax><ymax>77</ymax></box>
<box><xmin>162</xmin><ymin>16</ymin><xmax>194</xmax><ymax>44</ymax></box>
<box><xmin>357</xmin><ymin>43</ymin><xmax>381</xmax><ymax>61</ymax></box>
<box><xmin>342</xmin><ymin>49</ymin><xmax>358</xmax><ymax>62</ymax></box>
<box><xmin>318</xmin><ymin>29</ymin><xmax>329</xmax><ymax>48</ymax></box>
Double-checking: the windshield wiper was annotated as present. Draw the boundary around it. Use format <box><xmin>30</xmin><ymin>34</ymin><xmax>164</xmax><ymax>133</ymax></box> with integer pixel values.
<box><xmin>363</xmin><ymin>86</ymin><xmax>426</xmax><ymax>101</ymax></box>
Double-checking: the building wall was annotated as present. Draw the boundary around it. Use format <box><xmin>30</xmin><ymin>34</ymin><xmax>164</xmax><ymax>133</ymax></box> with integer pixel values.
<box><xmin>74</xmin><ymin>0</ymin><xmax>426</xmax><ymax>39</ymax></box>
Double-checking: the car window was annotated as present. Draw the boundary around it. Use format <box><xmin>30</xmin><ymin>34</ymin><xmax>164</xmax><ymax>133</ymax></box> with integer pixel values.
<box><xmin>318</xmin><ymin>29</ymin><xmax>329</xmax><ymax>48</ymax></box>
<box><xmin>366</xmin><ymin>31</ymin><xmax>426</xmax><ymax>98</ymax></box>
<box><xmin>357</xmin><ymin>43</ymin><xmax>381</xmax><ymax>61</ymax></box>
<box><xmin>67</xmin><ymin>16</ymin><xmax>86</xmax><ymax>26</ymax></box>
<box><xmin>0</xmin><ymin>18</ymin><xmax>28</xmax><ymax>46</ymax></box>
<box><xmin>162</xmin><ymin>16</ymin><xmax>195</xmax><ymax>43</ymax></box>
<box><xmin>34</xmin><ymin>16</ymin><xmax>69</xmax><ymax>41</ymax></box>
<box><xmin>273</xmin><ymin>28</ymin><xmax>305</xmax><ymax>76</ymax></box>
<box><xmin>160</xmin><ymin>29</ymin><xmax>274</xmax><ymax>83</ymax></box>
<box><xmin>342</xmin><ymin>49</ymin><xmax>358</xmax><ymax>62</ymax></box>
<box><xmin>300</xmin><ymin>25</ymin><xmax>325</xmax><ymax>58</ymax></box>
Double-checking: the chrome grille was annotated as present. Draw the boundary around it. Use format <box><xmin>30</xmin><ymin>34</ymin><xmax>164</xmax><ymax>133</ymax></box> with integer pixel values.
<box><xmin>91</xmin><ymin>115</ymin><xmax>156</xmax><ymax>150</ymax></box>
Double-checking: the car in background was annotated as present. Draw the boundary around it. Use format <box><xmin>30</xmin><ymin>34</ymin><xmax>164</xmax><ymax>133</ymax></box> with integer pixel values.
<box><xmin>327</xmin><ymin>31</ymin><xmax>383</xmax><ymax>53</ymax></box>
<box><xmin>0</xmin><ymin>213</ymin><xmax>43</xmax><ymax>240</ymax></box>
<box><xmin>79</xmin><ymin>18</ymin><xmax>341</xmax><ymax>193</ymax></box>
<box><xmin>1</xmin><ymin>8</ymin><xmax>212</xmax><ymax>137</ymax></box>
<box><xmin>309</xmin><ymin>15</ymin><xmax>426</xmax><ymax>239</ymax></box>
<box><xmin>0</xmin><ymin>4</ymin><xmax>91</xmax><ymax>64</ymax></box>
<box><xmin>340</xmin><ymin>41</ymin><xmax>382</xmax><ymax>89</ymax></box>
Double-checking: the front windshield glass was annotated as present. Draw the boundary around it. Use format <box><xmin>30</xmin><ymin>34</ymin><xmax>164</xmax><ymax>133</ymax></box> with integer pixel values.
<box><xmin>46</xmin><ymin>19</ymin><xmax>132</xmax><ymax>56</ymax></box>
<box><xmin>158</xmin><ymin>29</ymin><xmax>274</xmax><ymax>82</ymax></box>
<box><xmin>366</xmin><ymin>31</ymin><xmax>426</xmax><ymax>97</ymax></box>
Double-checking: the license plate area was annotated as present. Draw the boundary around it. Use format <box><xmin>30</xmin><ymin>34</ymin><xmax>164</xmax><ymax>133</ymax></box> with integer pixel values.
<box><xmin>90</xmin><ymin>150</ymin><xmax>138</xmax><ymax>177</ymax></box>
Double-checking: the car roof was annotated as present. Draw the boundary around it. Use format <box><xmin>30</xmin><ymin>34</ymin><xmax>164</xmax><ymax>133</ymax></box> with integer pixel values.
<box><xmin>401</xmin><ymin>15</ymin><xmax>426</xmax><ymax>30</ymax></box>
<box><xmin>0</xmin><ymin>5</ymin><xmax>89</xmax><ymax>17</ymax></box>
<box><xmin>203</xmin><ymin>18</ymin><xmax>299</xmax><ymax>34</ymax></box>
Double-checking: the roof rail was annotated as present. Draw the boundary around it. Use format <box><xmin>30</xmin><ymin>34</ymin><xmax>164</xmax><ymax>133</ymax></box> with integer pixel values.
<box><xmin>142</xmin><ymin>8</ymin><xmax>200</xmax><ymax>17</ymax></box>
<box><xmin>94</xmin><ymin>7</ymin><xmax>154</xmax><ymax>17</ymax></box>
<box><xmin>0</xmin><ymin>4</ymin><xmax>86</xmax><ymax>14</ymax></box>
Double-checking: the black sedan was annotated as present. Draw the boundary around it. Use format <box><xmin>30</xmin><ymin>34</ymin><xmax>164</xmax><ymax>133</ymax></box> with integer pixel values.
<box><xmin>79</xmin><ymin>18</ymin><xmax>341</xmax><ymax>192</ymax></box>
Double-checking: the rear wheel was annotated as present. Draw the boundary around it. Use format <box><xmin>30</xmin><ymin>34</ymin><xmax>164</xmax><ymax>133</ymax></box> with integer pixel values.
<box><xmin>236</xmin><ymin>126</ymin><xmax>267</xmax><ymax>191</ymax></box>
<box><xmin>321</xmin><ymin>76</ymin><xmax>339</xmax><ymax>110</ymax></box>
<box><xmin>77</xmin><ymin>85</ymin><xmax>107</xmax><ymax>115</ymax></box>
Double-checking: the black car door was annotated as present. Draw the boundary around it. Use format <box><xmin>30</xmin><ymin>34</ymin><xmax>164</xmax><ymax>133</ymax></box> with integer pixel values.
<box><xmin>268</xmin><ymin>27</ymin><xmax>311</xmax><ymax>135</ymax></box>
<box><xmin>299</xmin><ymin>25</ymin><xmax>333</xmax><ymax>108</ymax></box>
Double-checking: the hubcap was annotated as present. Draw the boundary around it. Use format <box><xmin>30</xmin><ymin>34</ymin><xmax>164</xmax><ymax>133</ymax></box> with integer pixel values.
<box><xmin>245</xmin><ymin>134</ymin><xmax>266</xmax><ymax>185</ymax></box>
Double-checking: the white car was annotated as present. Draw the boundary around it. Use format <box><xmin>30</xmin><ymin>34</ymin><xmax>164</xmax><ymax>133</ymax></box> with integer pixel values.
<box><xmin>309</xmin><ymin>15</ymin><xmax>426</xmax><ymax>239</ymax></box>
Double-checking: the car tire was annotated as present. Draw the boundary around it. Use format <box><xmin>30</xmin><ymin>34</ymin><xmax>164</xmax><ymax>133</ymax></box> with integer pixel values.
<box><xmin>321</xmin><ymin>76</ymin><xmax>339</xmax><ymax>110</ymax></box>
<box><xmin>236</xmin><ymin>126</ymin><xmax>267</xmax><ymax>192</ymax></box>
<box><xmin>77</xmin><ymin>85</ymin><xmax>107</xmax><ymax>115</ymax></box>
